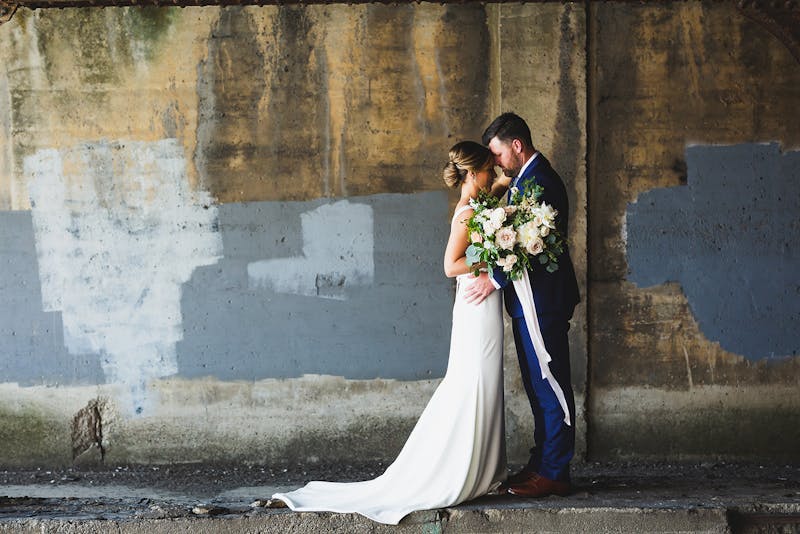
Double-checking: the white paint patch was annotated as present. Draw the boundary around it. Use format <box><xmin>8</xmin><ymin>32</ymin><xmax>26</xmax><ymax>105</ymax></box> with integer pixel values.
<box><xmin>25</xmin><ymin>139</ymin><xmax>222</xmax><ymax>414</ymax></box>
<box><xmin>620</xmin><ymin>212</ymin><xmax>628</xmax><ymax>245</ymax></box>
<box><xmin>247</xmin><ymin>200</ymin><xmax>373</xmax><ymax>300</ymax></box>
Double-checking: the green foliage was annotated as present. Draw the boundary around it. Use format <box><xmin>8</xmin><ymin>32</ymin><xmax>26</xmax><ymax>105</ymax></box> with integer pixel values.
<box><xmin>463</xmin><ymin>183</ymin><xmax>567</xmax><ymax>281</ymax></box>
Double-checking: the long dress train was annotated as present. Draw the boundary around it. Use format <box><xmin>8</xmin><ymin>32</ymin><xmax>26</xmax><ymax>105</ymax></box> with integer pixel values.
<box><xmin>272</xmin><ymin>207</ymin><xmax>507</xmax><ymax>525</ymax></box>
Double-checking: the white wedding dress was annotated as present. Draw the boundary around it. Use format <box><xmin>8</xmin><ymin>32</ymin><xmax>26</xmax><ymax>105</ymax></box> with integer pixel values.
<box><xmin>272</xmin><ymin>205</ymin><xmax>507</xmax><ymax>525</ymax></box>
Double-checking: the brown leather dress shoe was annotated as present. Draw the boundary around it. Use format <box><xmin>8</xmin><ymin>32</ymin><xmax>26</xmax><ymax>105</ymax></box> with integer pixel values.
<box><xmin>499</xmin><ymin>467</ymin><xmax>536</xmax><ymax>491</ymax></box>
<box><xmin>507</xmin><ymin>473</ymin><xmax>571</xmax><ymax>498</ymax></box>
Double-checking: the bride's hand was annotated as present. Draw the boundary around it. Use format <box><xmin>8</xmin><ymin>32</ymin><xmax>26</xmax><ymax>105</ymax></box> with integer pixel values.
<box><xmin>463</xmin><ymin>272</ymin><xmax>497</xmax><ymax>305</ymax></box>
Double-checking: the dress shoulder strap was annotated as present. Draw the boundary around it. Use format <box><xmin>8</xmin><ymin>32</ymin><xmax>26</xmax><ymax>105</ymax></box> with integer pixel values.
<box><xmin>451</xmin><ymin>203</ymin><xmax>473</xmax><ymax>224</ymax></box>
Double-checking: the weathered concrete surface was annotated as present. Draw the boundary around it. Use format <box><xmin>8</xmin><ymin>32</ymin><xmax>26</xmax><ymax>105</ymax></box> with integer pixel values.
<box><xmin>194</xmin><ymin>4</ymin><xmax>492</xmax><ymax>202</ymax></box>
<box><xmin>0</xmin><ymin>508</ymin><xmax>737</xmax><ymax>533</ymax></box>
<box><xmin>0</xmin><ymin>2</ymin><xmax>588</xmax><ymax>467</ymax></box>
<box><xmin>494</xmin><ymin>2</ymin><xmax>588</xmax><ymax>463</ymax></box>
<box><xmin>588</xmin><ymin>1</ymin><xmax>800</xmax><ymax>460</ymax></box>
<box><xmin>591</xmin><ymin>385</ymin><xmax>800</xmax><ymax>461</ymax></box>
<box><xmin>0</xmin><ymin>374</ymin><xmax>583</xmax><ymax>469</ymax></box>
<box><xmin>0</xmin><ymin>0</ymin><xmax>797</xmax><ymax>469</ymax></box>
<box><xmin>0</xmin><ymin>462</ymin><xmax>798</xmax><ymax>533</ymax></box>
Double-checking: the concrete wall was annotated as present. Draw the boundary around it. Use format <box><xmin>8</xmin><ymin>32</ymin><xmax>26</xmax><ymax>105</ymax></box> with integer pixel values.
<box><xmin>0</xmin><ymin>0</ymin><xmax>796</xmax><ymax>468</ymax></box>
<box><xmin>0</xmin><ymin>3</ymin><xmax>587</xmax><ymax>466</ymax></box>
<box><xmin>588</xmin><ymin>2</ymin><xmax>800</xmax><ymax>460</ymax></box>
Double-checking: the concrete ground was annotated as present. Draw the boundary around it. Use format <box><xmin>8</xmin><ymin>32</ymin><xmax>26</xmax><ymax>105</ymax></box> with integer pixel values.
<box><xmin>1</xmin><ymin>461</ymin><xmax>798</xmax><ymax>533</ymax></box>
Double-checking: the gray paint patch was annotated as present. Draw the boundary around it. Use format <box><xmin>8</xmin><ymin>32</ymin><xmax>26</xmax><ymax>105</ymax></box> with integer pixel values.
<box><xmin>626</xmin><ymin>143</ymin><xmax>800</xmax><ymax>361</ymax></box>
<box><xmin>0</xmin><ymin>211</ymin><xmax>104</xmax><ymax>385</ymax></box>
<box><xmin>1</xmin><ymin>192</ymin><xmax>458</xmax><ymax>384</ymax></box>
<box><xmin>176</xmin><ymin>191</ymin><xmax>455</xmax><ymax>380</ymax></box>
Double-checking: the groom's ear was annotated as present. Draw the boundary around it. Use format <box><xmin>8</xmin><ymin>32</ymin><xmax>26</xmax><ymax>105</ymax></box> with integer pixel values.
<box><xmin>511</xmin><ymin>139</ymin><xmax>524</xmax><ymax>154</ymax></box>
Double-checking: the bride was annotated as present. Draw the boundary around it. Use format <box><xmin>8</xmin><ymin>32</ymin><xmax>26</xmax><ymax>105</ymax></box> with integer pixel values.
<box><xmin>272</xmin><ymin>141</ymin><xmax>510</xmax><ymax>525</ymax></box>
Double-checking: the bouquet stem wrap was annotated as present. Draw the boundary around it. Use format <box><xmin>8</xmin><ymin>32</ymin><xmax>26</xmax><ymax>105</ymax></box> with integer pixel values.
<box><xmin>513</xmin><ymin>270</ymin><xmax>571</xmax><ymax>426</ymax></box>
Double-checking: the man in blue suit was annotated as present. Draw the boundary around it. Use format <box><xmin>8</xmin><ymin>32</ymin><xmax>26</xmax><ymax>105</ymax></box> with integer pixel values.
<box><xmin>465</xmin><ymin>112</ymin><xmax>580</xmax><ymax>497</ymax></box>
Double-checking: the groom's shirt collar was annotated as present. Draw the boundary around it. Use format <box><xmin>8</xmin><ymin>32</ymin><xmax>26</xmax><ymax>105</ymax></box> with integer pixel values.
<box><xmin>516</xmin><ymin>151</ymin><xmax>540</xmax><ymax>182</ymax></box>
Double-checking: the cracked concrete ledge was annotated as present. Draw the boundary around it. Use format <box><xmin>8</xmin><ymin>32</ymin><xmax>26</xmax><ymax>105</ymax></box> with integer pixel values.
<box><xmin>2</xmin><ymin>462</ymin><xmax>797</xmax><ymax>532</ymax></box>
<box><xmin>1</xmin><ymin>504</ymin><xmax>799</xmax><ymax>533</ymax></box>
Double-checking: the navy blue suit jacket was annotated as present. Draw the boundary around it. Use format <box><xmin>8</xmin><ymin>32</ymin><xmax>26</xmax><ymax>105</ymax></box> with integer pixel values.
<box><xmin>492</xmin><ymin>154</ymin><xmax>580</xmax><ymax>319</ymax></box>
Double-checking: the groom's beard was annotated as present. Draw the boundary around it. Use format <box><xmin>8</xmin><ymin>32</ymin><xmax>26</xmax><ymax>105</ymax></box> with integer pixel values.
<box><xmin>502</xmin><ymin>167</ymin><xmax>519</xmax><ymax>178</ymax></box>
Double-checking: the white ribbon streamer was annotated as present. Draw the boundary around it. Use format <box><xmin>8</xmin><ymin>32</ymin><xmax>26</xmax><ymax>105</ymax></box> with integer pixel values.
<box><xmin>512</xmin><ymin>271</ymin><xmax>572</xmax><ymax>426</ymax></box>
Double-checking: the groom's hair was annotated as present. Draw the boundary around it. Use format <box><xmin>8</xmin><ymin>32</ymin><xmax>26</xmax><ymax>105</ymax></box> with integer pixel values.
<box><xmin>482</xmin><ymin>112</ymin><xmax>533</xmax><ymax>149</ymax></box>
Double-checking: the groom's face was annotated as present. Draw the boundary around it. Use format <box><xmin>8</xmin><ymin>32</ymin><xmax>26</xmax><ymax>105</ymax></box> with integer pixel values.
<box><xmin>487</xmin><ymin>137</ymin><xmax>523</xmax><ymax>178</ymax></box>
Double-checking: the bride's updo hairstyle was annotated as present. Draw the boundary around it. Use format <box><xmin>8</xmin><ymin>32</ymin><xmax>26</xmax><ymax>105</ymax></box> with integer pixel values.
<box><xmin>443</xmin><ymin>141</ymin><xmax>494</xmax><ymax>189</ymax></box>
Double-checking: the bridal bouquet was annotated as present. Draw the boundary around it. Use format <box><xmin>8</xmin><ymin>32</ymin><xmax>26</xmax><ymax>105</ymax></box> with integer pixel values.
<box><xmin>464</xmin><ymin>185</ymin><xmax>565</xmax><ymax>281</ymax></box>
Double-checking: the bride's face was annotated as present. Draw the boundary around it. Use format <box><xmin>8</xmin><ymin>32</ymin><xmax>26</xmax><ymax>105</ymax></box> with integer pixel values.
<box><xmin>472</xmin><ymin>167</ymin><xmax>496</xmax><ymax>191</ymax></box>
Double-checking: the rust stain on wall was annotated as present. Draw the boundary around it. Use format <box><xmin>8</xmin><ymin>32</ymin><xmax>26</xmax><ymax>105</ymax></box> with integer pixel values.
<box><xmin>0</xmin><ymin>7</ymin><xmax>217</xmax><ymax>208</ymax></box>
<box><xmin>1</xmin><ymin>5</ymin><xmax>492</xmax><ymax>207</ymax></box>
<box><xmin>193</xmin><ymin>4</ymin><xmax>490</xmax><ymax>203</ymax></box>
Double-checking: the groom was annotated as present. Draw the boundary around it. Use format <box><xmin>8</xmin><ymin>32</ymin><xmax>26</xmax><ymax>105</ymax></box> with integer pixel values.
<box><xmin>465</xmin><ymin>112</ymin><xmax>580</xmax><ymax>497</ymax></box>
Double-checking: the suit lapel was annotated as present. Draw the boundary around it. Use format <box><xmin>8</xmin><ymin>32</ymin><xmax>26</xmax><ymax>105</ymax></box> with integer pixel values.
<box><xmin>512</xmin><ymin>155</ymin><xmax>547</xmax><ymax>201</ymax></box>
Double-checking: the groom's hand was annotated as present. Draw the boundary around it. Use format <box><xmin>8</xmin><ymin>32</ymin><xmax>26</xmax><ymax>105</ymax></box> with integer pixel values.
<box><xmin>463</xmin><ymin>272</ymin><xmax>497</xmax><ymax>305</ymax></box>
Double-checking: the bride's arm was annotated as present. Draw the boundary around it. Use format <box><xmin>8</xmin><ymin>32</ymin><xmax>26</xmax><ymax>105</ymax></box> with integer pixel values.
<box><xmin>490</xmin><ymin>175</ymin><xmax>512</xmax><ymax>199</ymax></box>
<box><xmin>443</xmin><ymin>208</ymin><xmax>484</xmax><ymax>277</ymax></box>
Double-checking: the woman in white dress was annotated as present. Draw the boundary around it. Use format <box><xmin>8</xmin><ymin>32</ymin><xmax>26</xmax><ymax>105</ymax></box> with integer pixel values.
<box><xmin>272</xmin><ymin>141</ymin><xmax>508</xmax><ymax>525</ymax></box>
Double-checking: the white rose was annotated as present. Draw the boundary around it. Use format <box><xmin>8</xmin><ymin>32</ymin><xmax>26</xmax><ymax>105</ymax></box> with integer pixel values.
<box><xmin>495</xmin><ymin>227</ymin><xmax>517</xmax><ymax>250</ymax></box>
<box><xmin>482</xmin><ymin>219</ymin><xmax>498</xmax><ymax>236</ymax></box>
<box><xmin>470</xmin><ymin>231</ymin><xmax>483</xmax><ymax>244</ymax></box>
<box><xmin>539</xmin><ymin>225</ymin><xmax>550</xmax><ymax>237</ymax></box>
<box><xmin>526</xmin><ymin>235</ymin><xmax>544</xmax><ymax>256</ymax></box>
<box><xmin>489</xmin><ymin>207</ymin><xmax>507</xmax><ymax>228</ymax></box>
<box><xmin>500</xmin><ymin>253</ymin><xmax>518</xmax><ymax>272</ymax></box>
